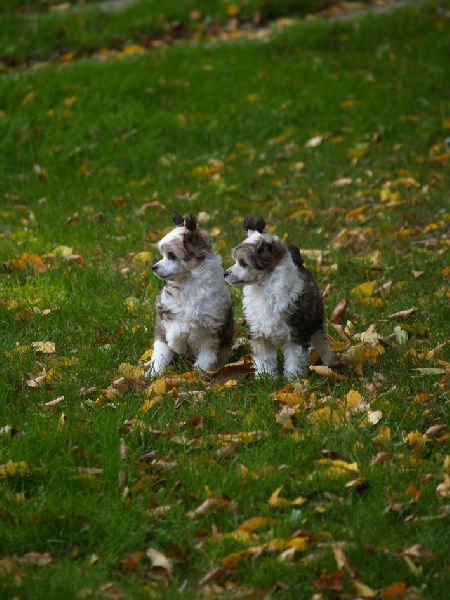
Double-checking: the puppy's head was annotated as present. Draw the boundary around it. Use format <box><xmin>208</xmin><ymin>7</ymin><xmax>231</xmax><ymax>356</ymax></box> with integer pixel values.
<box><xmin>152</xmin><ymin>212</ymin><xmax>213</xmax><ymax>280</ymax></box>
<box><xmin>224</xmin><ymin>216</ymin><xmax>287</xmax><ymax>286</ymax></box>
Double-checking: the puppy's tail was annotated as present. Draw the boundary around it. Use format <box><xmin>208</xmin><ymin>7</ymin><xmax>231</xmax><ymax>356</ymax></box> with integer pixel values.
<box><xmin>287</xmin><ymin>244</ymin><xmax>304</xmax><ymax>269</ymax></box>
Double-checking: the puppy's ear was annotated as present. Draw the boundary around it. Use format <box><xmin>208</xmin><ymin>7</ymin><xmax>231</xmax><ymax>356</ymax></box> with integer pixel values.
<box><xmin>257</xmin><ymin>240</ymin><xmax>272</xmax><ymax>256</ymax></box>
<box><xmin>172</xmin><ymin>212</ymin><xmax>184</xmax><ymax>226</ymax></box>
<box><xmin>255</xmin><ymin>218</ymin><xmax>266</xmax><ymax>233</ymax></box>
<box><xmin>255</xmin><ymin>238</ymin><xmax>286</xmax><ymax>270</ymax></box>
<box><xmin>243</xmin><ymin>216</ymin><xmax>256</xmax><ymax>232</ymax></box>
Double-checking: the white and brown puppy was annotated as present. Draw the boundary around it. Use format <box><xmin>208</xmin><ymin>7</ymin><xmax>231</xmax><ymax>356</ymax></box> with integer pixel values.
<box><xmin>224</xmin><ymin>217</ymin><xmax>332</xmax><ymax>379</ymax></box>
<box><xmin>145</xmin><ymin>212</ymin><xmax>233</xmax><ymax>377</ymax></box>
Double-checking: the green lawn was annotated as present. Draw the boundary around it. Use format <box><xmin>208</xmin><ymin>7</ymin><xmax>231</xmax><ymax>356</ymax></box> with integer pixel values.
<box><xmin>0</xmin><ymin>1</ymin><xmax>449</xmax><ymax>598</ymax></box>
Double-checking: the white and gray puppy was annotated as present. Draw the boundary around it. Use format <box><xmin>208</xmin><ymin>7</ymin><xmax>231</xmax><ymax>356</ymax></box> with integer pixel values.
<box><xmin>224</xmin><ymin>217</ymin><xmax>332</xmax><ymax>379</ymax></box>
<box><xmin>145</xmin><ymin>212</ymin><xmax>233</xmax><ymax>377</ymax></box>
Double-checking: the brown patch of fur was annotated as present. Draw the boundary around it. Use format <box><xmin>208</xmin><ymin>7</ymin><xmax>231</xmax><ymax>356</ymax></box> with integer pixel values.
<box><xmin>286</xmin><ymin>267</ymin><xmax>324</xmax><ymax>346</ymax></box>
<box><xmin>217</xmin><ymin>305</ymin><xmax>234</xmax><ymax>351</ymax></box>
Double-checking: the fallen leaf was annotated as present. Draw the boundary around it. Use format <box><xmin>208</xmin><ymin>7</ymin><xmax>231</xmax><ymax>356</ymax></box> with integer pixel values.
<box><xmin>187</xmin><ymin>496</ymin><xmax>229</xmax><ymax>520</ymax></box>
<box><xmin>268</xmin><ymin>486</ymin><xmax>306</xmax><ymax>508</ymax></box>
<box><xmin>0</xmin><ymin>461</ymin><xmax>31</xmax><ymax>479</ymax></box>
<box><xmin>350</xmin><ymin>280</ymin><xmax>377</xmax><ymax>298</ymax></box>
<box><xmin>329</xmin><ymin>297</ymin><xmax>349</xmax><ymax>324</ymax></box>
<box><xmin>314</xmin><ymin>569</ymin><xmax>345</xmax><ymax>591</ymax></box>
<box><xmin>238</xmin><ymin>517</ymin><xmax>281</xmax><ymax>532</ymax></box>
<box><xmin>44</xmin><ymin>396</ymin><xmax>64</xmax><ymax>409</ymax></box>
<box><xmin>388</xmin><ymin>307</ymin><xmax>418</xmax><ymax>320</ymax></box>
<box><xmin>17</xmin><ymin>552</ymin><xmax>52</xmax><ymax>567</ymax></box>
<box><xmin>382</xmin><ymin>581</ymin><xmax>407</xmax><ymax>600</ymax></box>
<box><xmin>309</xmin><ymin>365</ymin><xmax>345</xmax><ymax>382</ymax></box>
<box><xmin>32</xmin><ymin>341</ymin><xmax>56</xmax><ymax>354</ymax></box>
<box><xmin>118</xmin><ymin>363</ymin><xmax>144</xmax><ymax>379</ymax></box>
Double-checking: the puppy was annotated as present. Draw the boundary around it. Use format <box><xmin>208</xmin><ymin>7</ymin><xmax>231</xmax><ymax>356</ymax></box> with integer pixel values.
<box><xmin>224</xmin><ymin>217</ymin><xmax>332</xmax><ymax>379</ymax></box>
<box><xmin>145</xmin><ymin>212</ymin><xmax>233</xmax><ymax>377</ymax></box>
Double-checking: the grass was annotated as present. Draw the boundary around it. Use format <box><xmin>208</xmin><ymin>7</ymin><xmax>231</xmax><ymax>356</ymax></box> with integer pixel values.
<box><xmin>1</xmin><ymin>0</ymin><xmax>367</xmax><ymax>66</ymax></box>
<box><xmin>1</xmin><ymin>0</ymin><xmax>449</xmax><ymax>598</ymax></box>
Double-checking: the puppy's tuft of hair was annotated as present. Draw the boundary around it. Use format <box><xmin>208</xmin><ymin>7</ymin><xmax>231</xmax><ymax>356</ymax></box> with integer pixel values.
<box><xmin>184</xmin><ymin>214</ymin><xmax>197</xmax><ymax>231</ymax></box>
<box><xmin>243</xmin><ymin>216</ymin><xmax>257</xmax><ymax>232</ymax></box>
<box><xmin>255</xmin><ymin>218</ymin><xmax>266</xmax><ymax>233</ymax></box>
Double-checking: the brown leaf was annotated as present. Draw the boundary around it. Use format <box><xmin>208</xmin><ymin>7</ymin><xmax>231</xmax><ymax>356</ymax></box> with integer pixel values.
<box><xmin>187</xmin><ymin>496</ymin><xmax>229</xmax><ymax>520</ymax></box>
<box><xmin>329</xmin><ymin>297</ymin><xmax>349</xmax><ymax>324</ymax></box>
<box><xmin>208</xmin><ymin>355</ymin><xmax>254</xmax><ymax>383</ymax></box>
<box><xmin>214</xmin><ymin>442</ymin><xmax>239</xmax><ymax>459</ymax></box>
<box><xmin>388</xmin><ymin>307</ymin><xmax>418</xmax><ymax>320</ymax></box>
<box><xmin>313</xmin><ymin>569</ymin><xmax>345</xmax><ymax>591</ymax></box>
<box><xmin>425</xmin><ymin>424</ymin><xmax>447</xmax><ymax>437</ymax></box>
<box><xmin>17</xmin><ymin>552</ymin><xmax>52</xmax><ymax>567</ymax></box>
<box><xmin>65</xmin><ymin>254</ymin><xmax>85</xmax><ymax>265</ymax></box>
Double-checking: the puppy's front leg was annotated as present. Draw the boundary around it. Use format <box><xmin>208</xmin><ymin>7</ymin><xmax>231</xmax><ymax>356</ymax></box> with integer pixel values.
<box><xmin>251</xmin><ymin>336</ymin><xmax>277</xmax><ymax>377</ymax></box>
<box><xmin>283</xmin><ymin>342</ymin><xmax>309</xmax><ymax>379</ymax></box>
<box><xmin>145</xmin><ymin>339</ymin><xmax>173</xmax><ymax>377</ymax></box>
<box><xmin>194</xmin><ymin>347</ymin><xmax>217</xmax><ymax>372</ymax></box>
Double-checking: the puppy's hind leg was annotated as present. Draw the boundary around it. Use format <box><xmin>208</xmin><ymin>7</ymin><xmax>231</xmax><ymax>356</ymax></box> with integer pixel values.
<box><xmin>311</xmin><ymin>329</ymin><xmax>333</xmax><ymax>366</ymax></box>
<box><xmin>283</xmin><ymin>342</ymin><xmax>310</xmax><ymax>379</ymax></box>
<box><xmin>145</xmin><ymin>339</ymin><xmax>173</xmax><ymax>378</ymax></box>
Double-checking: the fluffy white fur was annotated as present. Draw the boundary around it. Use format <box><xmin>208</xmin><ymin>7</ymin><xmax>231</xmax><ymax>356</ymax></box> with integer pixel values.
<box><xmin>224</xmin><ymin>224</ymin><xmax>332</xmax><ymax>379</ymax></box>
<box><xmin>145</xmin><ymin>219</ymin><xmax>233</xmax><ymax>377</ymax></box>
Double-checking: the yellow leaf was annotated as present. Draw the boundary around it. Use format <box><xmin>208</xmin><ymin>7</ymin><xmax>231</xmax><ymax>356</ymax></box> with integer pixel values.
<box><xmin>32</xmin><ymin>341</ymin><xmax>56</xmax><ymax>354</ymax></box>
<box><xmin>271</xmin><ymin>392</ymin><xmax>306</xmax><ymax>406</ymax></box>
<box><xmin>22</xmin><ymin>91</ymin><xmax>36</xmax><ymax>106</ymax></box>
<box><xmin>268</xmin><ymin>486</ymin><xmax>306</xmax><ymax>508</ymax></box>
<box><xmin>350</xmin><ymin>280</ymin><xmax>377</xmax><ymax>298</ymax></box>
<box><xmin>133</xmin><ymin>251</ymin><xmax>152</xmax><ymax>263</ymax></box>
<box><xmin>118</xmin><ymin>363</ymin><xmax>144</xmax><ymax>378</ymax></box>
<box><xmin>309</xmin><ymin>365</ymin><xmax>345</xmax><ymax>382</ymax></box>
<box><xmin>141</xmin><ymin>399</ymin><xmax>156</xmax><ymax>412</ymax></box>
<box><xmin>374</xmin><ymin>426</ymin><xmax>391</xmax><ymax>443</ymax></box>
<box><xmin>140</xmin><ymin>348</ymin><xmax>153</xmax><ymax>362</ymax></box>
<box><xmin>0</xmin><ymin>461</ymin><xmax>31</xmax><ymax>479</ymax></box>
<box><xmin>221</xmin><ymin>530</ymin><xmax>259</xmax><ymax>544</ymax></box>
<box><xmin>340</xmin><ymin>99</ymin><xmax>358</xmax><ymax>110</ymax></box>
<box><xmin>352</xmin><ymin>580</ymin><xmax>377</xmax><ymax>597</ymax></box>
<box><xmin>307</xmin><ymin>406</ymin><xmax>342</xmax><ymax>426</ymax></box>
<box><xmin>227</xmin><ymin>3</ymin><xmax>240</xmax><ymax>17</ymax></box>
<box><xmin>118</xmin><ymin>44</ymin><xmax>145</xmax><ymax>58</ymax></box>
<box><xmin>221</xmin><ymin>550</ymin><xmax>248</xmax><ymax>568</ymax></box>
<box><xmin>287</xmin><ymin>537</ymin><xmax>309</xmax><ymax>551</ymax></box>
<box><xmin>344</xmin><ymin>389</ymin><xmax>362</xmax><ymax>411</ymax></box>
<box><xmin>316</xmin><ymin>458</ymin><xmax>359</xmax><ymax>473</ymax></box>
<box><xmin>403</xmin><ymin>431</ymin><xmax>430</xmax><ymax>449</ymax></box>
<box><xmin>238</xmin><ymin>517</ymin><xmax>281</xmax><ymax>532</ymax></box>
<box><xmin>147</xmin><ymin>377</ymin><xmax>166</xmax><ymax>397</ymax></box>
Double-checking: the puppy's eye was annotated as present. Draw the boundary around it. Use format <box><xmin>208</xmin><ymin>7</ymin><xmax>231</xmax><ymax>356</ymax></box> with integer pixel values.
<box><xmin>239</xmin><ymin>259</ymin><xmax>248</xmax><ymax>267</ymax></box>
<box><xmin>167</xmin><ymin>252</ymin><xmax>177</xmax><ymax>260</ymax></box>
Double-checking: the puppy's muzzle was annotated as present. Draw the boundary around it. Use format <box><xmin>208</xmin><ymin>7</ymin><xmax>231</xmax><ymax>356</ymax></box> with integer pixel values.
<box><xmin>223</xmin><ymin>269</ymin><xmax>230</xmax><ymax>280</ymax></box>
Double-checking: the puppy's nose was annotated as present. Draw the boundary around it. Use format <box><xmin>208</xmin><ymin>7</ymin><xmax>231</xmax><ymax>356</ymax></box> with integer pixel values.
<box><xmin>152</xmin><ymin>265</ymin><xmax>158</xmax><ymax>272</ymax></box>
<box><xmin>223</xmin><ymin>270</ymin><xmax>229</xmax><ymax>279</ymax></box>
